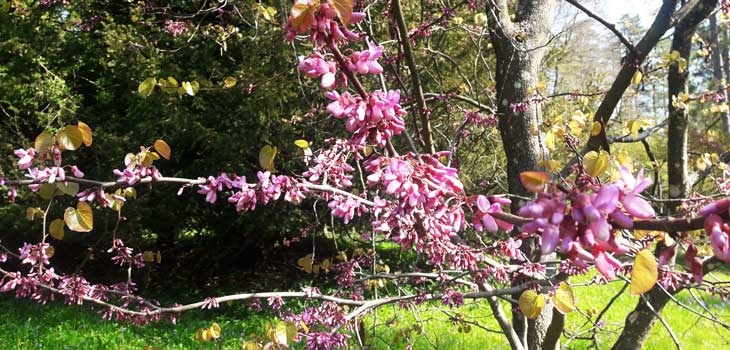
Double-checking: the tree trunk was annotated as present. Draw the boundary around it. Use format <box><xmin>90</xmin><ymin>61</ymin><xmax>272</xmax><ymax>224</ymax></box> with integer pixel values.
<box><xmin>613</xmin><ymin>1</ymin><xmax>718</xmax><ymax>349</ymax></box>
<box><xmin>487</xmin><ymin>1</ymin><xmax>557</xmax><ymax>349</ymax></box>
<box><xmin>610</xmin><ymin>285</ymin><xmax>672</xmax><ymax>350</ymax></box>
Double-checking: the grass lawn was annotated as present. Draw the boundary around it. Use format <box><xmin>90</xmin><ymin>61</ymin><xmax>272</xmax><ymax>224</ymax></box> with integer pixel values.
<box><xmin>1</xmin><ymin>272</ymin><xmax>729</xmax><ymax>349</ymax></box>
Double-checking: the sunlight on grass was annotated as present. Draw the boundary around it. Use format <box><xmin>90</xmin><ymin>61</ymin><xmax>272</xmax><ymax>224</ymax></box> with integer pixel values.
<box><xmin>2</xmin><ymin>271</ymin><xmax>730</xmax><ymax>349</ymax></box>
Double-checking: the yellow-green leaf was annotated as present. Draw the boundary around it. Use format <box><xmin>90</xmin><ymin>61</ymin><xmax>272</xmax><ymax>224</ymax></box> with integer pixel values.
<box><xmin>297</xmin><ymin>253</ymin><xmax>314</xmax><ymax>274</ymax></box>
<box><xmin>208</xmin><ymin>323</ymin><xmax>221</xmax><ymax>339</ymax></box>
<box><xmin>223</xmin><ymin>76</ymin><xmax>237</xmax><ymax>88</ymax></box>
<box><xmin>154</xmin><ymin>139</ymin><xmax>171</xmax><ymax>160</ymax></box>
<box><xmin>56</xmin><ymin>125</ymin><xmax>83</xmax><ymax>151</ymax></box>
<box><xmin>25</xmin><ymin>207</ymin><xmax>44</xmax><ymax>221</ymax></box>
<box><xmin>259</xmin><ymin>145</ymin><xmax>277</xmax><ymax>172</ymax></box>
<box><xmin>138</xmin><ymin>77</ymin><xmax>157</xmax><ymax>97</ymax></box>
<box><xmin>262</xmin><ymin>6</ymin><xmax>277</xmax><ymax>21</ymax></box>
<box><xmin>77</xmin><ymin>121</ymin><xmax>93</xmax><ymax>147</ymax></box>
<box><xmin>583</xmin><ymin>150</ymin><xmax>609</xmax><ymax>177</ymax></box>
<box><xmin>160</xmin><ymin>76</ymin><xmax>178</xmax><ymax>94</ymax></box>
<box><xmin>64</xmin><ymin>201</ymin><xmax>93</xmax><ymax>232</ymax></box>
<box><xmin>631</xmin><ymin>70</ymin><xmax>643</xmax><ymax>85</ymax></box>
<box><xmin>518</xmin><ymin>290</ymin><xmax>545</xmax><ymax>319</ymax></box>
<box><xmin>270</xmin><ymin>321</ymin><xmax>297</xmax><ymax>346</ymax></box>
<box><xmin>242</xmin><ymin>341</ymin><xmax>263</xmax><ymax>350</ymax></box>
<box><xmin>34</xmin><ymin>130</ymin><xmax>54</xmax><ymax>153</ymax></box>
<box><xmin>50</xmin><ymin>219</ymin><xmax>65</xmax><ymax>240</ymax></box>
<box><xmin>331</xmin><ymin>0</ymin><xmax>353</xmax><ymax>24</ymax></box>
<box><xmin>294</xmin><ymin>139</ymin><xmax>310</xmax><ymax>148</ymax></box>
<box><xmin>181</xmin><ymin>81</ymin><xmax>199</xmax><ymax>96</ymax></box>
<box><xmin>553</xmin><ymin>282</ymin><xmax>576</xmax><ymax>314</ymax></box>
<box><xmin>630</xmin><ymin>249</ymin><xmax>658</xmax><ymax>295</ymax></box>
<box><xmin>590</xmin><ymin>121</ymin><xmax>602</xmax><ymax>136</ymax></box>
<box><xmin>142</xmin><ymin>251</ymin><xmax>155</xmax><ymax>262</ymax></box>
<box><xmin>519</xmin><ymin>171</ymin><xmax>549</xmax><ymax>193</ymax></box>
<box><xmin>140</xmin><ymin>150</ymin><xmax>160</xmax><ymax>167</ymax></box>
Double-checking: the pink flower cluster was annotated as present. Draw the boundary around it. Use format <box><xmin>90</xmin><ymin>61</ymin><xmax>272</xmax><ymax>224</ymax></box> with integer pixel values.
<box><xmin>285</xmin><ymin>0</ymin><xmax>365</xmax><ymax>44</ymax></box>
<box><xmin>326</xmin><ymin>90</ymin><xmax>407</xmax><ymax>147</ymax></box>
<box><xmin>519</xmin><ymin>167</ymin><xmax>656</xmax><ymax>279</ymax></box>
<box><xmin>113</xmin><ymin>161</ymin><xmax>162</xmax><ymax>185</ymax></box>
<box><xmin>346</xmin><ymin>42</ymin><xmax>383</xmax><ymax>75</ymax></box>
<box><xmin>365</xmin><ymin>153</ymin><xmax>476</xmax><ymax>268</ymax></box>
<box><xmin>302</xmin><ymin>139</ymin><xmax>356</xmax><ymax>188</ymax></box>
<box><xmin>196</xmin><ymin>172</ymin><xmax>307</xmax><ymax>212</ymax></box>
<box><xmin>298</xmin><ymin>52</ymin><xmax>338</xmax><ymax>89</ymax></box>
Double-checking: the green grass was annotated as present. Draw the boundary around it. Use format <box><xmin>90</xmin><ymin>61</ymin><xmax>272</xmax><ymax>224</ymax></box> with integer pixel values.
<box><xmin>0</xmin><ymin>296</ymin><xmax>269</xmax><ymax>350</ymax></box>
<box><xmin>1</xmin><ymin>272</ymin><xmax>730</xmax><ymax>349</ymax></box>
<box><xmin>364</xmin><ymin>272</ymin><xmax>730</xmax><ymax>349</ymax></box>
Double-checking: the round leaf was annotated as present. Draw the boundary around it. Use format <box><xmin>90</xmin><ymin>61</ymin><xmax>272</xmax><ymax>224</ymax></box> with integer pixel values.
<box><xmin>519</xmin><ymin>171</ymin><xmax>549</xmax><ymax>193</ymax></box>
<box><xmin>259</xmin><ymin>145</ymin><xmax>277</xmax><ymax>172</ymax></box>
<box><xmin>49</xmin><ymin>219</ymin><xmax>65</xmax><ymax>240</ymax></box>
<box><xmin>138</xmin><ymin>77</ymin><xmax>157</xmax><ymax>97</ymax></box>
<box><xmin>154</xmin><ymin>139</ymin><xmax>172</xmax><ymax>160</ymax></box>
<box><xmin>64</xmin><ymin>202</ymin><xmax>93</xmax><ymax>232</ymax></box>
<box><xmin>77</xmin><ymin>121</ymin><xmax>93</xmax><ymax>146</ymax></box>
<box><xmin>518</xmin><ymin>290</ymin><xmax>545</xmax><ymax>319</ymax></box>
<box><xmin>331</xmin><ymin>0</ymin><xmax>353</xmax><ymax>24</ymax></box>
<box><xmin>208</xmin><ymin>323</ymin><xmax>221</xmax><ymax>339</ymax></box>
<box><xmin>583</xmin><ymin>150</ymin><xmax>609</xmax><ymax>178</ymax></box>
<box><xmin>630</xmin><ymin>249</ymin><xmax>658</xmax><ymax>295</ymax></box>
<box><xmin>223</xmin><ymin>76</ymin><xmax>237</xmax><ymax>88</ymax></box>
<box><xmin>34</xmin><ymin>130</ymin><xmax>54</xmax><ymax>153</ymax></box>
<box><xmin>56</xmin><ymin>125</ymin><xmax>83</xmax><ymax>151</ymax></box>
<box><xmin>57</xmin><ymin>182</ymin><xmax>80</xmax><ymax>196</ymax></box>
<box><xmin>553</xmin><ymin>282</ymin><xmax>576</xmax><ymax>314</ymax></box>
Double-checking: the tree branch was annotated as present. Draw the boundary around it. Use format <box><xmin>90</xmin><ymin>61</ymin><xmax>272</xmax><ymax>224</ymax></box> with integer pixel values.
<box><xmin>564</xmin><ymin>0</ymin><xmax>637</xmax><ymax>54</ymax></box>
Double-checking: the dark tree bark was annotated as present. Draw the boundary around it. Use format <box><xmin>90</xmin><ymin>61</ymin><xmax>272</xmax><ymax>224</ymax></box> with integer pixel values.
<box><xmin>487</xmin><ymin>1</ymin><xmax>557</xmax><ymax>349</ymax></box>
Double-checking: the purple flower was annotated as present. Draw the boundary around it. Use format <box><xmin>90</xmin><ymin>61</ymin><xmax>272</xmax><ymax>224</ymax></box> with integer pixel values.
<box><xmin>615</xmin><ymin>166</ymin><xmax>655</xmax><ymax>219</ymax></box>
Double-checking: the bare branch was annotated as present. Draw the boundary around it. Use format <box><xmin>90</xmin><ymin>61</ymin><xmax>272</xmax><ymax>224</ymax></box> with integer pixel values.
<box><xmin>564</xmin><ymin>0</ymin><xmax>637</xmax><ymax>54</ymax></box>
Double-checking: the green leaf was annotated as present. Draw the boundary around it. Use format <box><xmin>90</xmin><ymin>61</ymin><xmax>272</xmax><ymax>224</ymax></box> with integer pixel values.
<box><xmin>38</xmin><ymin>183</ymin><xmax>60</xmax><ymax>200</ymax></box>
<box><xmin>57</xmin><ymin>182</ymin><xmax>80</xmax><ymax>196</ymax></box>
<box><xmin>64</xmin><ymin>202</ymin><xmax>93</xmax><ymax>232</ymax></box>
<box><xmin>138</xmin><ymin>77</ymin><xmax>157</xmax><ymax>97</ymax></box>
<box><xmin>49</xmin><ymin>219</ymin><xmax>65</xmax><ymax>240</ymax></box>
<box><xmin>56</xmin><ymin>125</ymin><xmax>83</xmax><ymax>151</ymax></box>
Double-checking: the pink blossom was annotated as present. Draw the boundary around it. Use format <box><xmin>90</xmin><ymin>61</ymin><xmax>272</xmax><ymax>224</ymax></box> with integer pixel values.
<box><xmin>472</xmin><ymin>195</ymin><xmax>513</xmax><ymax>233</ymax></box>
<box><xmin>14</xmin><ymin>148</ymin><xmax>36</xmax><ymax>170</ymax></box>
<box><xmin>347</xmin><ymin>42</ymin><xmax>383</xmax><ymax>75</ymax></box>
<box><xmin>164</xmin><ymin>20</ymin><xmax>188</xmax><ymax>37</ymax></box>
<box><xmin>593</xmin><ymin>246</ymin><xmax>622</xmax><ymax>280</ymax></box>
<box><xmin>298</xmin><ymin>52</ymin><xmax>337</xmax><ymax>89</ymax></box>
<box><xmin>614</xmin><ymin>166</ymin><xmax>655</xmax><ymax>219</ymax></box>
